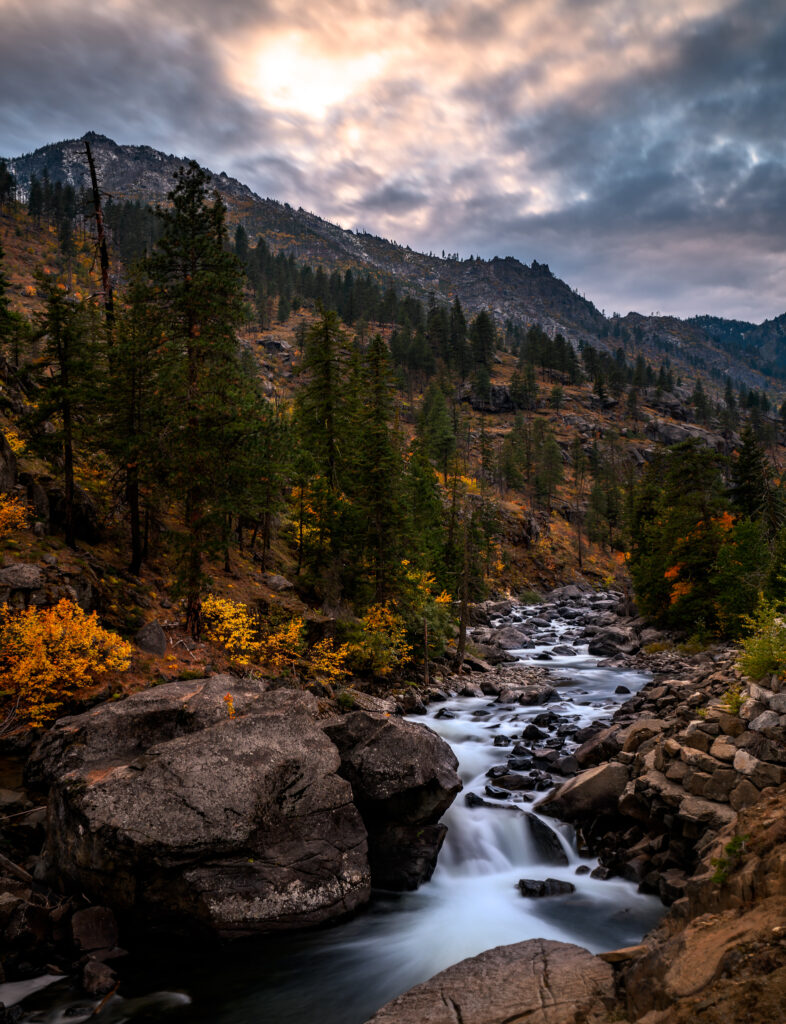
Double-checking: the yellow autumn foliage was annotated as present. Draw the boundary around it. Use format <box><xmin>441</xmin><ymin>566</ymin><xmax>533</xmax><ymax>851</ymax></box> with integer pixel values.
<box><xmin>353</xmin><ymin>602</ymin><xmax>412</xmax><ymax>676</ymax></box>
<box><xmin>202</xmin><ymin>594</ymin><xmax>258</xmax><ymax>665</ymax></box>
<box><xmin>309</xmin><ymin>637</ymin><xmax>349</xmax><ymax>682</ymax></box>
<box><xmin>0</xmin><ymin>495</ymin><xmax>29</xmax><ymax>539</ymax></box>
<box><xmin>261</xmin><ymin>616</ymin><xmax>306</xmax><ymax>671</ymax></box>
<box><xmin>0</xmin><ymin>599</ymin><xmax>132</xmax><ymax>727</ymax></box>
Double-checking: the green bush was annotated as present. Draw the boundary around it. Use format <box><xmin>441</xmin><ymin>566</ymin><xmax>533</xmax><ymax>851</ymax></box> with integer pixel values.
<box><xmin>738</xmin><ymin>597</ymin><xmax>786</xmax><ymax>679</ymax></box>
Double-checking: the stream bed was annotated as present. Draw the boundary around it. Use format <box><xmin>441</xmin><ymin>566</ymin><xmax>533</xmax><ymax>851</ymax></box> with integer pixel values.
<box><xmin>13</xmin><ymin>596</ymin><xmax>665</xmax><ymax>1024</ymax></box>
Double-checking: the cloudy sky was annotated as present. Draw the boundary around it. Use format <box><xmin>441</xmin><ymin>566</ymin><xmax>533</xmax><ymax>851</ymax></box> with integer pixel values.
<box><xmin>1</xmin><ymin>0</ymin><xmax>784</xmax><ymax>322</ymax></box>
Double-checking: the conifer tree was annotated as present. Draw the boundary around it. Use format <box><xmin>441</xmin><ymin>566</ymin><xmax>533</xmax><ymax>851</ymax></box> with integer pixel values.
<box><xmin>143</xmin><ymin>162</ymin><xmax>248</xmax><ymax>634</ymax></box>
<box><xmin>32</xmin><ymin>275</ymin><xmax>101</xmax><ymax>548</ymax></box>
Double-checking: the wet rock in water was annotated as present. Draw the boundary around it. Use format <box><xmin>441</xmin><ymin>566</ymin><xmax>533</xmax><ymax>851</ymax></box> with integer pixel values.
<box><xmin>590</xmin><ymin>865</ymin><xmax>614</xmax><ymax>880</ymax></box>
<box><xmin>494</xmin><ymin>774</ymin><xmax>532</xmax><ymax>792</ymax></box>
<box><xmin>364</xmin><ymin>938</ymin><xmax>614</xmax><ymax>1024</ymax></box>
<box><xmin>492</xmin><ymin>735</ymin><xmax>511</xmax><ymax>746</ymax></box>
<box><xmin>434</xmin><ymin>708</ymin><xmax>456</xmax><ymax>720</ymax></box>
<box><xmin>524</xmin><ymin>813</ymin><xmax>569</xmax><ymax>866</ymax></box>
<box><xmin>521</xmin><ymin>724</ymin><xmax>547</xmax><ymax>741</ymax></box>
<box><xmin>465</xmin><ymin>792</ymin><xmax>486</xmax><ymax>808</ymax></box>
<box><xmin>517</xmin><ymin>878</ymin><xmax>576</xmax><ymax>898</ymax></box>
<box><xmin>507</xmin><ymin>756</ymin><xmax>533</xmax><ymax>771</ymax></box>
<box><xmin>324</xmin><ymin>712</ymin><xmax>462</xmax><ymax>891</ymax></box>
<box><xmin>486</xmin><ymin>765</ymin><xmax>510</xmax><ymax>778</ymax></box>
<box><xmin>575</xmin><ymin>864</ymin><xmax>591</xmax><ymax>875</ymax></box>
<box><xmin>615</xmin><ymin>684</ymin><xmax>631</xmax><ymax>695</ymax></box>
<box><xmin>31</xmin><ymin>681</ymin><xmax>371</xmax><ymax>938</ymax></box>
<box><xmin>552</xmin><ymin>645</ymin><xmax>577</xmax><ymax>656</ymax></box>
<box><xmin>82</xmin><ymin>958</ymin><xmax>116</xmax><ymax>996</ymax></box>
<box><xmin>534</xmin><ymin>652</ymin><xmax>553</xmax><ymax>661</ymax></box>
<box><xmin>485</xmin><ymin>784</ymin><xmax>510</xmax><ymax>799</ymax></box>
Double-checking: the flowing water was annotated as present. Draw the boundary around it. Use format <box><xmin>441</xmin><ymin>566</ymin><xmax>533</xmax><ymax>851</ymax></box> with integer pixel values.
<box><xmin>14</xmin><ymin>596</ymin><xmax>664</xmax><ymax>1024</ymax></box>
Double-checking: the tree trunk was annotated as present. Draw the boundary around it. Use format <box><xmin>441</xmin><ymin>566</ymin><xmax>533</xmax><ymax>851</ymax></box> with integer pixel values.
<box><xmin>423</xmin><ymin>616</ymin><xmax>430</xmax><ymax>687</ymax></box>
<box><xmin>128</xmin><ymin>463</ymin><xmax>142</xmax><ymax>575</ymax></box>
<box><xmin>453</xmin><ymin>522</ymin><xmax>469</xmax><ymax>672</ymax></box>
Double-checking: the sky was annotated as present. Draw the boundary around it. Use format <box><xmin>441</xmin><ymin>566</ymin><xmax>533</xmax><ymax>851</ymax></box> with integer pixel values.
<box><xmin>1</xmin><ymin>0</ymin><xmax>785</xmax><ymax>323</ymax></box>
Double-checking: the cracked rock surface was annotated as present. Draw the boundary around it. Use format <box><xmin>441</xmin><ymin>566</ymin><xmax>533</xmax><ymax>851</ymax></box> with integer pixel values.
<box><xmin>364</xmin><ymin>938</ymin><xmax>614</xmax><ymax>1024</ymax></box>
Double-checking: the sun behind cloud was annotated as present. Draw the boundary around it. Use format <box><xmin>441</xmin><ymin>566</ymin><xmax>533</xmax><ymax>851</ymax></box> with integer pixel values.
<box><xmin>230</xmin><ymin>29</ymin><xmax>386</xmax><ymax>119</ymax></box>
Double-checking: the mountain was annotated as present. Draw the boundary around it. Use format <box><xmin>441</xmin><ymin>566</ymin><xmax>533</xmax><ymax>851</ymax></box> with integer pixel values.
<box><xmin>5</xmin><ymin>132</ymin><xmax>785</xmax><ymax>395</ymax></box>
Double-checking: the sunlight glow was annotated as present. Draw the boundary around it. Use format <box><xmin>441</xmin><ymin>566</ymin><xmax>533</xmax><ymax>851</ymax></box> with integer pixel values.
<box><xmin>245</xmin><ymin>31</ymin><xmax>385</xmax><ymax>118</ymax></box>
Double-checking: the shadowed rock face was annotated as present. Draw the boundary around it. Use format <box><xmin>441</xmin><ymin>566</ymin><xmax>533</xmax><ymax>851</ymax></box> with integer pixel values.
<box><xmin>30</xmin><ymin>679</ymin><xmax>370</xmax><ymax>938</ymax></box>
<box><xmin>323</xmin><ymin>712</ymin><xmax>462</xmax><ymax>890</ymax></box>
<box><xmin>28</xmin><ymin>679</ymin><xmax>463</xmax><ymax>937</ymax></box>
<box><xmin>363</xmin><ymin>938</ymin><xmax>614</xmax><ymax>1024</ymax></box>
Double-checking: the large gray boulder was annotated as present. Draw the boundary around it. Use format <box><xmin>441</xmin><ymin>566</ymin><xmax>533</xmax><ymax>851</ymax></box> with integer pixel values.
<box><xmin>29</xmin><ymin>679</ymin><xmax>371</xmax><ymax>938</ymax></box>
<box><xmin>324</xmin><ymin>711</ymin><xmax>461</xmax><ymax>890</ymax></box>
<box><xmin>536</xmin><ymin>762</ymin><xmax>630</xmax><ymax>822</ymax></box>
<box><xmin>364</xmin><ymin>939</ymin><xmax>614</xmax><ymax>1024</ymax></box>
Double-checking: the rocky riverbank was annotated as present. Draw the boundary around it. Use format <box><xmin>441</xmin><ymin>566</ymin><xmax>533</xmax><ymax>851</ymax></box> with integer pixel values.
<box><xmin>0</xmin><ymin>676</ymin><xmax>461</xmax><ymax>1005</ymax></box>
<box><xmin>367</xmin><ymin>588</ymin><xmax>786</xmax><ymax>1024</ymax></box>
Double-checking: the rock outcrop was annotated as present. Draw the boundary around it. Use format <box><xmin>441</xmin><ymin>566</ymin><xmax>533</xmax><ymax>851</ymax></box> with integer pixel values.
<box><xmin>27</xmin><ymin>677</ymin><xmax>462</xmax><ymax>938</ymax></box>
<box><xmin>323</xmin><ymin>711</ymin><xmax>461</xmax><ymax>889</ymax></box>
<box><xmin>30</xmin><ymin>679</ymin><xmax>369</xmax><ymax>938</ymax></box>
<box><xmin>364</xmin><ymin>939</ymin><xmax>614</xmax><ymax>1024</ymax></box>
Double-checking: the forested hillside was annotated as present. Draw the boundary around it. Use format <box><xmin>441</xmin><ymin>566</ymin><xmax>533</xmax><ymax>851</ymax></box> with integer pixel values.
<box><xmin>1</xmin><ymin>146</ymin><xmax>786</xmax><ymax>733</ymax></box>
<box><xmin>5</xmin><ymin>133</ymin><xmax>786</xmax><ymax>397</ymax></box>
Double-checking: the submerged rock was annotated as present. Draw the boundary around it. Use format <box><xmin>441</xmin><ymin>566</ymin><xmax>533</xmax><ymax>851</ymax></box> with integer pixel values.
<box><xmin>517</xmin><ymin>877</ymin><xmax>576</xmax><ymax>897</ymax></box>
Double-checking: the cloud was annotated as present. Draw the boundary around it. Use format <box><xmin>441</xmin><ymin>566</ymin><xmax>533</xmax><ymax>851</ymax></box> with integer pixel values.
<box><xmin>0</xmin><ymin>0</ymin><xmax>784</xmax><ymax>320</ymax></box>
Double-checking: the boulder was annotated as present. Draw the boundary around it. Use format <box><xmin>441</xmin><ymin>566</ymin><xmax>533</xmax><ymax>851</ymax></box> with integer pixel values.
<box><xmin>29</xmin><ymin>679</ymin><xmax>371</xmax><ymax>938</ymax></box>
<box><xmin>574</xmin><ymin>725</ymin><xmax>622</xmax><ymax>768</ymax></box>
<box><xmin>364</xmin><ymin>939</ymin><xmax>615</xmax><ymax>1024</ymax></box>
<box><xmin>517</xmin><ymin>878</ymin><xmax>576</xmax><ymax>897</ymax></box>
<box><xmin>536</xmin><ymin>762</ymin><xmax>629</xmax><ymax>822</ymax></box>
<box><xmin>588</xmin><ymin>627</ymin><xmax>640</xmax><ymax>657</ymax></box>
<box><xmin>71</xmin><ymin>906</ymin><xmax>119</xmax><ymax>952</ymax></box>
<box><xmin>135</xmin><ymin>621</ymin><xmax>168</xmax><ymax>657</ymax></box>
<box><xmin>323</xmin><ymin>712</ymin><xmax>461</xmax><ymax>890</ymax></box>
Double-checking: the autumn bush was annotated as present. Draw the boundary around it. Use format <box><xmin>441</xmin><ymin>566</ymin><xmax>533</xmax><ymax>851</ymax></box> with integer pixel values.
<box><xmin>349</xmin><ymin>602</ymin><xmax>412</xmax><ymax>676</ymax></box>
<box><xmin>0</xmin><ymin>494</ymin><xmax>29</xmax><ymax>540</ymax></box>
<box><xmin>0</xmin><ymin>599</ymin><xmax>132</xmax><ymax>727</ymax></box>
<box><xmin>202</xmin><ymin>594</ymin><xmax>259</xmax><ymax>665</ymax></box>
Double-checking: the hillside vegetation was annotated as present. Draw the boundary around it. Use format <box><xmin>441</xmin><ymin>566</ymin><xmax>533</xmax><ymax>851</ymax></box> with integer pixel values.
<box><xmin>2</xmin><ymin>149</ymin><xmax>786</xmax><ymax>733</ymax></box>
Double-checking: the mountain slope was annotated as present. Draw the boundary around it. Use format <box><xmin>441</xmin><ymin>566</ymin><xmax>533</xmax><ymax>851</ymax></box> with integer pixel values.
<box><xmin>5</xmin><ymin>132</ymin><xmax>785</xmax><ymax>395</ymax></box>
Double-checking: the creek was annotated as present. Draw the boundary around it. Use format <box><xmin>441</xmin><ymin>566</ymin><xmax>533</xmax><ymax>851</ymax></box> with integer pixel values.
<box><xmin>14</xmin><ymin>596</ymin><xmax>664</xmax><ymax>1024</ymax></box>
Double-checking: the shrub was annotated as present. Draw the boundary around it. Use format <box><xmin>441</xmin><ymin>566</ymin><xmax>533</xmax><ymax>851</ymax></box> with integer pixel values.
<box><xmin>0</xmin><ymin>599</ymin><xmax>132</xmax><ymax>727</ymax></box>
<box><xmin>260</xmin><ymin>616</ymin><xmax>306</xmax><ymax>672</ymax></box>
<box><xmin>0</xmin><ymin>494</ymin><xmax>29</xmax><ymax>540</ymax></box>
<box><xmin>737</xmin><ymin>597</ymin><xmax>786</xmax><ymax>679</ymax></box>
<box><xmin>309</xmin><ymin>637</ymin><xmax>349</xmax><ymax>685</ymax></box>
<box><xmin>202</xmin><ymin>594</ymin><xmax>259</xmax><ymax>665</ymax></box>
<box><xmin>350</xmin><ymin>602</ymin><xmax>412</xmax><ymax>676</ymax></box>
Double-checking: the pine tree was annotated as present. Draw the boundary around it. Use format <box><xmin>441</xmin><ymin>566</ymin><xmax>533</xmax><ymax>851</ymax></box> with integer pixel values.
<box><xmin>355</xmin><ymin>334</ymin><xmax>401</xmax><ymax>600</ymax></box>
<box><xmin>143</xmin><ymin>162</ymin><xmax>248</xmax><ymax>634</ymax></box>
<box><xmin>27</xmin><ymin>175</ymin><xmax>43</xmax><ymax>222</ymax></box>
<box><xmin>470</xmin><ymin>310</ymin><xmax>495</xmax><ymax>369</ymax></box>
<box><xmin>32</xmin><ymin>274</ymin><xmax>101</xmax><ymax>548</ymax></box>
<box><xmin>418</xmin><ymin>382</ymin><xmax>455</xmax><ymax>483</ymax></box>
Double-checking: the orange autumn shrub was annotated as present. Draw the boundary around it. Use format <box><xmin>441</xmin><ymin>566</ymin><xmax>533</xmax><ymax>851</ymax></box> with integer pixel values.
<box><xmin>0</xmin><ymin>599</ymin><xmax>132</xmax><ymax>727</ymax></box>
<box><xmin>0</xmin><ymin>494</ymin><xmax>29</xmax><ymax>539</ymax></box>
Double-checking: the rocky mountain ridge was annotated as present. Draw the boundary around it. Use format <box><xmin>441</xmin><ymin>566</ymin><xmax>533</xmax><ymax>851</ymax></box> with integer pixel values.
<box><xmin>5</xmin><ymin>132</ymin><xmax>784</xmax><ymax>394</ymax></box>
